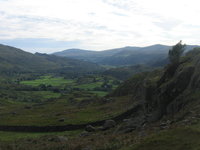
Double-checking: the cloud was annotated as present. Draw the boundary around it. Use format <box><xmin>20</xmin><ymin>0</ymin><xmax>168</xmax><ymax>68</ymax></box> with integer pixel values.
<box><xmin>153</xmin><ymin>18</ymin><xmax>182</xmax><ymax>31</ymax></box>
<box><xmin>0</xmin><ymin>0</ymin><xmax>199</xmax><ymax>53</ymax></box>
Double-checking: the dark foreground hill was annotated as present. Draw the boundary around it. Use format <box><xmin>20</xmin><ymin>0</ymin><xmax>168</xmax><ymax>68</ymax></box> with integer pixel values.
<box><xmin>112</xmin><ymin>47</ymin><xmax>200</xmax><ymax>123</ymax></box>
<box><xmin>0</xmin><ymin>44</ymin><xmax>103</xmax><ymax>76</ymax></box>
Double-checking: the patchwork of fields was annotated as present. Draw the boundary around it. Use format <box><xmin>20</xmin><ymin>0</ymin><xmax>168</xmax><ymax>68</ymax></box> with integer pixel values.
<box><xmin>0</xmin><ymin>75</ymin><xmax>128</xmax><ymax>126</ymax></box>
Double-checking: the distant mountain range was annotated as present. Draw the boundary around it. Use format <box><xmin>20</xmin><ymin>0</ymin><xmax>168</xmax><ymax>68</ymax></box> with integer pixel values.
<box><xmin>53</xmin><ymin>44</ymin><xmax>200</xmax><ymax>66</ymax></box>
<box><xmin>0</xmin><ymin>43</ymin><xmax>199</xmax><ymax>78</ymax></box>
<box><xmin>0</xmin><ymin>44</ymin><xmax>103</xmax><ymax>76</ymax></box>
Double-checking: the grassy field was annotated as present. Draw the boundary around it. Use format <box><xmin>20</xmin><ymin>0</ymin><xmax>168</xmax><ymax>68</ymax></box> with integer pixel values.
<box><xmin>90</xmin><ymin>91</ymin><xmax>108</xmax><ymax>97</ymax></box>
<box><xmin>20</xmin><ymin>76</ymin><xmax>74</xmax><ymax>87</ymax></box>
<box><xmin>0</xmin><ymin>90</ymin><xmax>61</xmax><ymax>103</ymax></box>
<box><xmin>0</xmin><ymin>75</ymin><xmax>124</xmax><ymax>126</ymax></box>
<box><xmin>74</xmin><ymin>82</ymin><xmax>102</xmax><ymax>89</ymax></box>
<box><xmin>30</xmin><ymin>91</ymin><xmax>61</xmax><ymax>99</ymax></box>
<box><xmin>0</xmin><ymin>96</ymin><xmax>133</xmax><ymax>126</ymax></box>
<box><xmin>20</xmin><ymin>75</ymin><xmax>119</xmax><ymax>97</ymax></box>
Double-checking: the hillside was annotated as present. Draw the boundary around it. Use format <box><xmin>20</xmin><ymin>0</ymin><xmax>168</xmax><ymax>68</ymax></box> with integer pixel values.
<box><xmin>103</xmin><ymin>64</ymin><xmax>153</xmax><ymax>80</ymax></box>
<box><xmin>1</xmin><ymin>44</ymin><xmax>200</xmax><ymax>150</ymax></box>
<box><xmin>0</xmin><ymin>44</ymin><xmax>57</xmax><ymax>73</ymax></box>
<box><xmin>0</xmin><ymin>44</ymin><xmax>103</xmax><ymax>75</ymax></box>
<box><xmin>1</xmin><ymin>47</ymin><xmax>200</xmax><ymax>150</ymax></box>
<box><xmin>53</xmin><ymin>45</ymin><xmax>199</xmax><ymax>66</ymax></box>
<box><xmin>53</xmin><ymin>46</ymin><xmax>140</xmax><ymax>63</ymax></box>
<box><xmin>100</xmin><ymin>44</ymin><xmax>170</xmax><ymax>66</ymax></box>
<box><xmin>93</xmin><ymin>48</ymin><xmax>200</xmax><ymax>150</ymax></box>
<box><xmin>112</xmin><ymin>47</ymin><xmax>200</xmax><ymax>123</ymax></box>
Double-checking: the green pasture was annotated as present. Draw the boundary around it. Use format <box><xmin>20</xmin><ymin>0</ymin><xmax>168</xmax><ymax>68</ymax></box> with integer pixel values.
<box><xmin>20</xmin><ymin>76</ymin><xmax>74</xmax><ymax>87</ymax></box>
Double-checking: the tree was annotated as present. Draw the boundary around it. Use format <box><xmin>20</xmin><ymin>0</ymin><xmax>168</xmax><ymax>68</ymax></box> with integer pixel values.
<box><xmin>168</xmin><ymin>41</ymin><xmax>186</xmax><ymax>64</ymax></box>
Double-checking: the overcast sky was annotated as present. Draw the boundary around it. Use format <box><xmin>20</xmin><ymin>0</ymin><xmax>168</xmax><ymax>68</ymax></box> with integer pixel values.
<box><xmin>0</xmin><ymin>0</ymin><xmax>200</xmax><ymax>53</ymax></box>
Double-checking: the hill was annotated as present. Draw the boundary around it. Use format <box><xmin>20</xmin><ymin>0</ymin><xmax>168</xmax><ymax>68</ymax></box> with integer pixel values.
<box><xmin>53</xmin><ymin>46</ymin><xmax>140</xmax><ymax>63</ymax></box>
<box><xmin>1</xmin><ymin>44</ymin><xmax>200</xmax><ymax>150</ymax></box>
<box><xmin>0</xmin><ymin>44</ymin><xmax>103</xmax><ymax>76</ymax></box>
<box><xmin>1</xmin><ymin>47</ymin><xmax>200</xmax><ymax>150</ymax></box>
<box><xmin>53</xmin><ymin>44</ymin><xmax>199</xmax><ymax>66</ymax></box>
<box><xmin>99</xmin><ymin>44</ymin><xmax>170</xmax><ymax>66</ymax></box>
<box><xmin>112</xmin><ymin>47</ymin><xmax>200</xmax><ymax>122</ymax></box>
<box><xmin>103</xmin><ymin>64</ymin><xmax>152</xmax><ymax>80</ymax></box>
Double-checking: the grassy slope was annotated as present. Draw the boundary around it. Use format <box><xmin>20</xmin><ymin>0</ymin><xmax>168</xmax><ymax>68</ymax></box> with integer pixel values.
<box><xmin>1</xmin><ymin>123</ymin><xmax>200</xmax><ymax>150</ymax></box>
<box><xmin>0</xmin><ymin>44</ymin><xmax>103</xmax><ymax>75</ymax></box>
<box><xmin>0</xmin><ymin>96</ymin><xmax>132</xmax><ymax>126</ymax></box>
<box><xmin>0</xmin><ymin>44</ymin><xmax>57</xmax><ymax>72</ymax></box>
<box><xmin>123</xmin><ymin>127</ymin><xmax>200</xmax><ymax>150</ymax></box>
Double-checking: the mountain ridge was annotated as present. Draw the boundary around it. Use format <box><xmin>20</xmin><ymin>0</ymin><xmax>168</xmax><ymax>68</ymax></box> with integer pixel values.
<box><xmin>53</xmin><ymin>44</ymin><xmax>200</xmax><ymax>66</ymax></box>
<box><xmin>0</xmin><ymin>44</ymin><xmax>103</xmax><ymax>75</ymax></box>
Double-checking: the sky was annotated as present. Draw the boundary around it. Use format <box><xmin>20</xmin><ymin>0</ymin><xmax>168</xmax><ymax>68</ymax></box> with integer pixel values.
<box><xmin>0</xmin><ymin>0</ymin><xmax>200</xmax><ymax>53</ymax></box>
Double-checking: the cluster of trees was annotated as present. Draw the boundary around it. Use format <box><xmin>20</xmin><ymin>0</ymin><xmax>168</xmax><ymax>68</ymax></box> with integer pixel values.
<box><xmin>168</xmin><ymin>40</ymin><xmax>186</xmax><ymax>64</ymax></box>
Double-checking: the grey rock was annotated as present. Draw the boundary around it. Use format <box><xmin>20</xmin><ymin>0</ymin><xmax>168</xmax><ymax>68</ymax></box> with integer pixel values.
<box><xmin>103</xmin><ymin>120</ymin><xmax>116</xmax><ymax>130</ymax></box>
<box><xmin>85</xmin><ymin>125</ymin><xmax>96</xmax><ymax>132</ymax></box>
<box><xmin>96</xmin><ymin>126</ymin><xmax>104</xmax><ymax>131</ymax></box>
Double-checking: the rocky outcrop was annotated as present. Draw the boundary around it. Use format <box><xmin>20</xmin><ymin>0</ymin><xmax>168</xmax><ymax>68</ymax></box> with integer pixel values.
<box><xmin>144</xmin><ymin>49</ymin><xmax>200</xmax><ymax>121</ymax></box>
<box><xmin>109</xmin><ymin>49</ymin><xmax>200</xmax><ymax>133</ymax></box>
<box><xmin>157</xmin><ymin>65</ymin><xmax>195</xmax><ymax>116</ymax></box>
<box><xmin>116</xmin><ymin>116</ymin><xmax>146</xmax><ymax>133</ymax></box>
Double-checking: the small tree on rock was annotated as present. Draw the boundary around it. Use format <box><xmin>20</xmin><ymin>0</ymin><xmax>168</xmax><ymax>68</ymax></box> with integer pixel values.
<box><xmin>168</xmin><ymin>41</ymin><xmax>186</xmax><ymax>64</ymax></box>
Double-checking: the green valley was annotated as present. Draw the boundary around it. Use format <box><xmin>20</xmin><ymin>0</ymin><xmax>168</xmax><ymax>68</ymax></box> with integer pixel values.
<box><xmin>0</xmin><ymin>43</ymin><xmax>200</xmax><ymax>150</ymax></box>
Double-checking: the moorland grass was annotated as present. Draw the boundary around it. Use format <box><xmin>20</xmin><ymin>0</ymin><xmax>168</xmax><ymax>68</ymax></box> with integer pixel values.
<box><xmin>123</xmin><ymin>127</ymin><xmax>200</xmax><ymax>150</ymax></box>
<box><xmin>0</xmin><ymin>130</ymin><xmax>82</xmax><ymax>141</ymax></box>
<box><xmin>0</xmin><ymin>96</ymin><xmax>132</xmax><ymax>126</ymax></box>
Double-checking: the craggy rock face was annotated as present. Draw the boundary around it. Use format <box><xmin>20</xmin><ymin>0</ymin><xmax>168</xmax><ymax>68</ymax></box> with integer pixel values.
<box><xmin>158</xmin><ymin>66</ymin><xmax>194</xmax><ymax>116</ymax></box>
<box><xmin>145</xmin><ymin>49</ymin><xmax>200</xmax><ymax>121</ymax></box>
<box><xmin>109</xmin><ymin>48</ymin><xmax>200</xmax><ymax>129</ymax></box>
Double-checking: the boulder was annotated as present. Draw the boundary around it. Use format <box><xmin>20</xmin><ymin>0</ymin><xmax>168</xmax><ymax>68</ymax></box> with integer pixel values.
<box><xmin>103</xmin><ymin>120</ymin><xmax>116</xmax><ymax>130</ymax></box>
<box><xmin>85</xmin><ymin>125</ymin><xmax>96</xmax><ymax>132</ymax></box>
